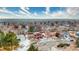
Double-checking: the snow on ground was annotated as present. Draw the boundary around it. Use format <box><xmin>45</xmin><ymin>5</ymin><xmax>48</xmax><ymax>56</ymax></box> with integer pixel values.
<box><xmin>16</xmin><ymin>35</ymin><xmax>31</xmax><ymax>51</ymax></box>
<box><xmin>37</xmin><ymin>37</ymin><xmax>60</xmax><ymax>51</ymax></box>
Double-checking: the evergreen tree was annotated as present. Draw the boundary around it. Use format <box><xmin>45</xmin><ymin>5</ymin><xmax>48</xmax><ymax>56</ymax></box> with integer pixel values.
<box><xmin>76</xmin><ymin>38</ymin><xmax>79</xmax><ymax>47</ymax></box>
<box><xmin>0</xmin><ymin>31</ymin><xmax>5</xmax><ymax>48</ymax></box>
<box><xmin>28</xmin><ymin>26</ymin><xmax>35</xmax><ymax>32</ymax></box>
<box><xmin>27</xmin><ymin>43</ymin><xmax>38</xmax><ymax>51</ymax></box>
<box><xmin>3</xmin><ymin>32</ymin><xmax>19</xmax><ymax>50</ymax></box>
<box><xmin>0</xmin><ymin>31</ymin><xmax>20</xmax><ymax>51</ymax></box>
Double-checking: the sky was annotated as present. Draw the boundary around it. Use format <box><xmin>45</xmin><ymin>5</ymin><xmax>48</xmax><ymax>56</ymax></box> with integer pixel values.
<box><xmin>0</xmin><ymin>7</ymin><xmax>79</xmax><ymax>19</ymax></box>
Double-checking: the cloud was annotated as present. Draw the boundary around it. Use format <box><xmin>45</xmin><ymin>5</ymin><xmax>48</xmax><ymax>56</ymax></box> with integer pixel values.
<box><xmin>49</xmin><ymin>7</ymin><xmax>79</xmax><ymax>19</ymax></box>
<box><xmin>0</xmin><ymin>8</ymin><xmax>20</xmax><ymax>16</ymax></box>
<box><xmin>0</xmin><ymin>7</ymin><xmax>32</xmax><ymax>19</ymax></box>
<box><xmin>0</xmin><ymin>7</ymin><xmax>79</xmax><ymax>19</ymax></box>
<box><xmin>20</xmin><ymin>7</ymin><xmax>31</xmax><ymax>15</ymax></box>
<box><xmin>44</xmin><ymin>7</ymin><xmax>50</xmax><ymax>15</ymax></box>
<box><xmin>50</xmin><ymin>11</ymin><xmax>65</xmax><ymax>17</ymax></box>
<box><xmin>66</xmin><ymin>7</ymin><xmax>79</xmax><ymax>16</ymax></box>
<box><xmin>33</xmin><ymin>12</ymin><xmax>38</xmax><ymax>16</ymax></box>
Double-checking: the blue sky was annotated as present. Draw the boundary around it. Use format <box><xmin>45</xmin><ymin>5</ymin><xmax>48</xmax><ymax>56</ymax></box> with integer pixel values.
<box><xmin>0</xmin><ymin>7</ymin><xmax>79</xmax><ymax>19</ymax></box>
<box><xmin>5</xmin><ymin>7</ymin><xmax>65</xmax><ymax>14</ymax></box>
